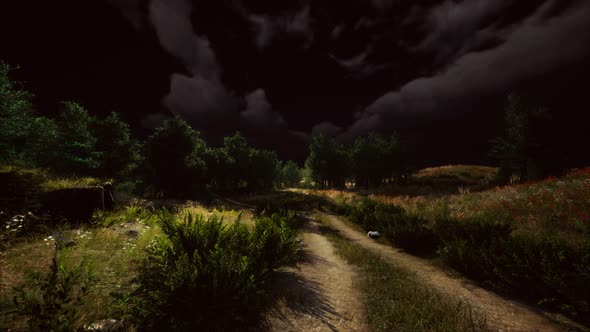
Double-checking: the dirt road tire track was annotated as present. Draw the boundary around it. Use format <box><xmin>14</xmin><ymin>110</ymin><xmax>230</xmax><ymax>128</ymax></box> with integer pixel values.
<box><xmin>267</xmin><ymin>216</ymin><xmax>368</xmax><ymax>332</ymax></box>
<box><xmin>322</xmin><ymin>213</ymin><xmax>587</xmax><ymax>332</ymax></box>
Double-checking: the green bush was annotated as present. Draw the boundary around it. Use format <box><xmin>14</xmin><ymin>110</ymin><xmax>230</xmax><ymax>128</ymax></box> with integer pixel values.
<box><xmin>435</xmin><ymin>215</ymin><xmax>513</xmax><ymax>282</ymax></box>
<box><xmin>346</xmin><ymin>199</ymin><xmax>439</xmax><ymax>255</ymax></box>
<box><xmin>0</xmin><ymin>167</ymin><xmax>44</xmax><ymax>213</ymax></box>
<box><xmin>10</xmin><ymin>247</ymin><xmax>95</xmax><ymax>332</ymax></box>
<box><xmin>435</xmin><ymin>214</ymin><xmax>590</xmax><ymax>322</ymax></box>
<box><xmin>126</xmin><ymin>211</ymin><xmax>301</xmax><ymax>331</ymax></box>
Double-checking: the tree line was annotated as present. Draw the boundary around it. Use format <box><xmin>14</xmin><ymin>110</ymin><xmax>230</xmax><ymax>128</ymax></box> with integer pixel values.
<box><xmin>1</xmin><ymin>60</ymin><xmax>564</xmax><ymax>196</ymax></box>
<box><xmin>304</xmin><ymin>133</ymin><xmax>405</xmax><ymax>189</ymax></box>
<box><xmin>0</xmin><ymin>62</ymin><xmax>301</xmax><ymax>197</ymax></box>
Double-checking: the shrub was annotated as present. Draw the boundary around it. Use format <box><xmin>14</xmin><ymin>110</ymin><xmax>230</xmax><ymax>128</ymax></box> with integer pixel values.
<box><xmin>0</xmin><ymin>63</ymin><xmax>60</xmax><ymax>167</ymax></box>
<box><xmin>144</xmin><ymin>116</ymin><xmax>207</xmax><ymax>198</ymax></box>
<box><xmin>10</xmin><ymin>247</ymin><xmax>95</xmax><ymax>331</ymax></box>
<box><xmin>434</xmin><ymin>214</ymin><xmax>513</xmax><ymax>282</ymax></box>
<box><xmin>346</xmin><ymin>199</ymin><xmax>439</xmax><ymax>255</ymax></box>
<box><xmin>435</xmin><ymin>213</ymin><xmax>590</xmax><ymax>322</ymax></box>
<box><xmin>126</xmin><ymin>211</ymin><xmax>301</xmax><ymax>331</ymax></box>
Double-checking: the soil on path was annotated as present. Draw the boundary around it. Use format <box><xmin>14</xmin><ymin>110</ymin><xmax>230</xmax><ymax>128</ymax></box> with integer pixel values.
<box><xmin>266</xmin><ymin>215</ymin><xmax>368</xmax><ymax>332</ymax></box>
<box><xmin>322</xmin><ymin>213</ymin><xmax>587</xmax><ymax>332</ymax></box>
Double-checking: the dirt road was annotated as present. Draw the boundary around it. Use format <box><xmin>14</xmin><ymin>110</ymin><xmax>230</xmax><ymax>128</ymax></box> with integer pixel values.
<box><xmin>267</xmin><ymin>215</ymin><xmax>368</xmax><ymax>332</ymax></box>
<box><xmin>321</xmin><ymin>213</ymin><xmax>586</xmax><ymax>332</ymax></box>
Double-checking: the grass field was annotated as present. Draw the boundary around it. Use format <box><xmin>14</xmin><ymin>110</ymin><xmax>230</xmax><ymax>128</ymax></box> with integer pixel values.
<box><xmin>303</xmin><ymin>165</ymin><xmax>590</xmax><ymax>324</ymax></box>
<box><xmin>322</xmin><ymin>222</ymin><xmax>488</xmax><ymax>332</ymax></box>
<box><xmin>0</xmin><ymin>199</ymin><xmax>299</xmax><ymax>331</ymax></box>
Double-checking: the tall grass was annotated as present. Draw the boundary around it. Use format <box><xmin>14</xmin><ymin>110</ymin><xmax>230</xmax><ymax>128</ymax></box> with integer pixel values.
<box><xmin>344</xmin><ymin>198</ymin><xmax>439</xmax><ymax>255</ymax></box>
<box><xmin>333</xmin><ymin>194</ymin><xmax>590</xmax><ymax>324</ymax></box>
<box><xmin>435</xmin><ymin>214</ymin><xmax>590</xmax><ymax>321</ymax></box>
<box><xmin>124</xmin><ymin>211</ymin><xmax>301</xmax><ymax>331</ymax></box>
<box><xmin>7</xmin><ymin>246</ymin><xmax>95</xmax><ymax>331</ymax></box>
<box><xmin>325</xmin><ymin>229</ymin><xmax>488</xmax><ymax>331</ymax></box>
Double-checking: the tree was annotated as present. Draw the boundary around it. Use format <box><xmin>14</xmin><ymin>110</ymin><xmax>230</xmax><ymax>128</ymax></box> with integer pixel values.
<box><xmin>0</xmin><ymin>62</ymin><xmax>59</xmax><ymax>166</ymax></box>
<box><xmin>92</xmin><ymin>112</ymin><xmax>141</xmax><ymax>177</ymax></box>
<box><xmin>490</xmin><ymin>94</ymin><xmax>551</xmax><ymax>181</ymax></box>
<box><xmin>349</xmin><ymin>133</ymin><xmax>403</xmax><ymax>189</ymax></box>
<box><xmin>145</xmin><ymin>116</ymin><xmax>207</xmax><ymax>197</ymax></box>
<box><xmin>279</xmin><ymin>161</ymin><xmax>302</xmax><ymax>188</ymax></box>
<box><xmin>53</xmin><ymin>101</ymin><xmax>101</xmax><ymax>173</ymax></box>
<box><xmin>305</xmin><ymin>135</ymin><xmax>350</xmax><ymax>188</ymax></box>
<box><xmin>222</xmin><ymin>132</ymin><xmax>252</xmax><ymax>191</ymax></box>
<box><xmin>247</xmin><ymin>149</ymin><xmax>280</xmax><ymax>191</ymax></box>
<box><xmin>202</xmin><ymin>146</ymin><xmax>229</xmax><ymax>192</ymax></box>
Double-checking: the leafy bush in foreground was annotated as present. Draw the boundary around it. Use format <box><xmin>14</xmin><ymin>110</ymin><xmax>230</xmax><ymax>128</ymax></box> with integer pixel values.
<box><xmin>127</xmin><ymin>211</ymin><xmax>301</xmax><ymax>331</ymax></box>
<box><xmin>9</xmin><ymin>247</ymin><xmax>95</xmax><ymax>332</ymax></box>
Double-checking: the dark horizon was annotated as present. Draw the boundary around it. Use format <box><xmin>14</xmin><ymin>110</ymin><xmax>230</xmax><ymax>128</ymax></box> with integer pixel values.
<box><xmin>1</xmin><ymin>0</ymin><xmax>590</xmax><ymax>168</ymax></box>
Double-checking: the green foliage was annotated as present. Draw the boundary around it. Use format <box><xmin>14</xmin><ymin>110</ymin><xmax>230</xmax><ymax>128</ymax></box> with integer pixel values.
<box><xmin>435</xmin><ymin>214</ymin><xmax>590</xmax><ymax>321</ymax></box>
<box><xmin>351</xmin><ymin>133</ymin><xmax>402</xmax><ymax>188</ymax></box>
<box><xmin>247</xmin><ymin>149</ymin><xmax>280</xmax><ymax>191</ymax></box>
<box><xmin>0</xmin><ymin>62</ymin><xmax>60</xmax><ymax>166</ymax></box>
<box><xmin>305</xmin><ymin>134</ymin><xmax>350</xmax><ymax>188</ymax></box>
<box><xmin>304</xmin><ymin>133</ymin><xmax>404</xmax><ymax>189</ymax></box>
<box><xmin>53</xmin><ymin>101</ymin><xmax>101</xmax><ymax>173</ymax></box>
<box><xmin>145</xmin><ymin>116</ymin><xmax>207</xmax><ymax>197</ymax></box>
<box><xmin>92</xmin><ymin>112</ymin><xmax>141</xmax><ymax>177</ymax></box>
<box><xmin>326</xmin><ymin>230</ymin><xmax>487</xmax><ymax>332</ymax></box>
<box><xmin>346</xmin><ymin>199</ymin><xmax>439</xmax><ymax>255</ymax></box>
<box><xmin>92</xmin><ymin>204</ymin><xmax>156</xmax><ymax>227</ymax></box>
<box><xmin>490</xmin><ymin>94</ymin><xmax>552</xmax><ymax>181</ymax></box>
<box><xmin>434</xmin><ymin>214</ymin><xmax>514</xmax><ymax>281</ymax></box>
<box><xmin>204</xmin><ymin>132</ymin><xmax>281</xmax><ymax>193</ymax></box>
<box><xmin>278</xmin><ymin>161</ymin><xmax>302</xmax><ymax>188</ymax></box>
<box><xmin>127</xmin><ymin>211</ymin><xmax>301</xmax><ymax>330</ymax></box>
<box><xmin>0</xmin><ymin>166</ymin><xmax>45</xmax><ymax>213</ymax></box>
<box><xmin>11</xmin><ymin>247</ymin><xmax>95</xmax><ymax>332</ymax></box>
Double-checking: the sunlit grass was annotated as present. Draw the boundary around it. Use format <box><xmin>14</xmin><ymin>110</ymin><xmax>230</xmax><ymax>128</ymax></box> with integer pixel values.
<box><xmin>0</xmin><ymin>201</ymin><xmax>261</xmax><ymax>330</ymax></box>
<box><xmin>0</xmin><ymin>164</ymin><xmax>106</xmax><ymax>193</ymax></box>
<box><xmin>413</xmin><ymin>165</ymin><xmax>498</xmax><ymax>182</ymax></box>
<box><xmin>0</xmin><ymin>210</ymin><xmax>163</xmax><ymax>329</ymax></box>
<box><xmin>179</xmin><ymin>204</ymin><xmax>255</xmax><ymax>226</ymax></box>
<box><xmin>40</xmin><ymin>177</ymin><xmax>106</xmax><ymax>191</ymax></box>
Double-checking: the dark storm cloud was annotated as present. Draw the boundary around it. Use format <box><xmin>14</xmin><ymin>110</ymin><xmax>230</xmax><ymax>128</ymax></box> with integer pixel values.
<box><xmin>242</xmin><ymin>4</ymin><xmax>314</xmax><ymax>49</ymax></box>
<box><xmin>240</xmin><ymin>89</ymin><xmax>310</xmax><ymax>155</ymax></box>
<box><xmin>416</xmin><ymin>0</ymin><xmax>510</xmax><ymax>63</ymax></box>
<box><xmin>311</xmin><ymin>122</ymin><xmax>343</xmax><ymax>137</ymax></box>
<box><xmin>141</xmin><ymin>112</ymin><xmax>171</xmax><ymax>129</ymax></box>
<box><xmin>107</xmin><ymin>0</ymin><xmax>144</xmax><ymax>30</ymax></box>
<box><xmin>241</xmin><ymin>89</ymin><xmax>287</xmax><ymax>130</ymax></box>
<box><xmin>149</xmin><ymin>0</ymin><xmax>219</xmax><ymax>80</ymax></box>
<box><xmin>339</xmin><ymin>0</ymin><xmax>590</xmax><ymax>140</ymax></box>
<box><xmin>145</xmin><ymin>0</ymin><xmax>310</xmax><ymax>149</ymax></box>
<box><xmin>148</xmin><ymin>0</ymin><xmax>238</xmax><ymax>132</ymax></box>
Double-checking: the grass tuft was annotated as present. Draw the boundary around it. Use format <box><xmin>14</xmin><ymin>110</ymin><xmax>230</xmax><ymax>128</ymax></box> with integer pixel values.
<box><xmin>324</xmin><ymin>228</ymin><xmax>488</xmax><ymax>331</ymax></box>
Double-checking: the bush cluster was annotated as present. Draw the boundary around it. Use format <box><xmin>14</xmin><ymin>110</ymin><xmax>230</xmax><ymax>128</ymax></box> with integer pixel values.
<box><xmin>436</xmin><ymin>215</ymin><xmax>590</xmax><ymax>321</ymax></box>
<box><xmin>9</xmin><ymin>247</ymin><xmax>95</xmax><ymax>331</ymax></box>
<box><xmin>345</xmin><ymin>199</ymin><xmax>439</xmax><ymax>255</ymax></box>
<box><xmin>340</xmin><ymin>199</ymin><xmax>590</xmax><ymax>322</ymax></box>
<box><xmin>125</xmin><ymin>211</ymin><xmax>301</xmax><ymax>331</ymax></box>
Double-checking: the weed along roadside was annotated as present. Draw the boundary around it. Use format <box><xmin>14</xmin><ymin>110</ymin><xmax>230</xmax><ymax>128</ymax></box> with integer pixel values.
<box><xmin>308</xmin><ymin>209</ymin><xmax>589</xmax><ymax>331</ymax></box>
<box><xmin>0</xmin><ymin>200</ymin><xmax>304</xmax><ymax>331</ymax></box>
<box><xmin>299</xmin><ymin>167</ymin><xmax>590</xmax><ymax>330</ymax></box>
<box><xmin>319</xmin><ymin>219</ymin><xmax>489</xmax><ymax>332</ymax></box>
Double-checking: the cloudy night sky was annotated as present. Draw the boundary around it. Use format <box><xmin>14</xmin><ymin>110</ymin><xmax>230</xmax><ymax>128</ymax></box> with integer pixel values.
<box><xmin>1</xmin><ymin>0</ymin><xmax>590</xmax><ymax>166</ymax></box>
